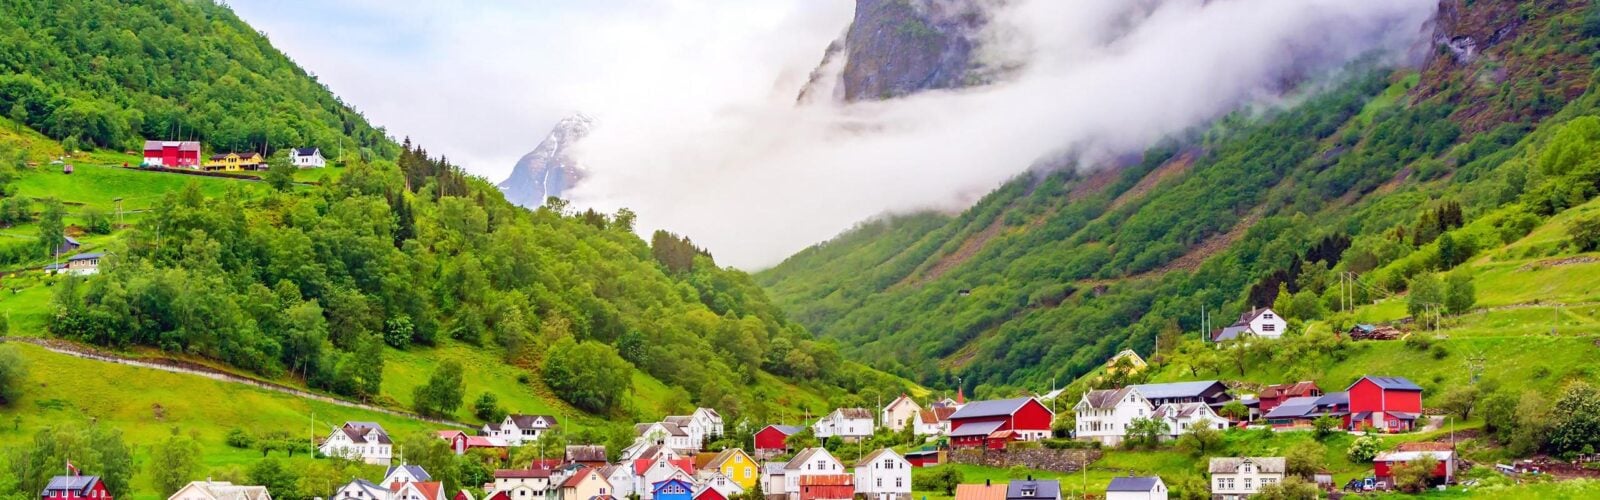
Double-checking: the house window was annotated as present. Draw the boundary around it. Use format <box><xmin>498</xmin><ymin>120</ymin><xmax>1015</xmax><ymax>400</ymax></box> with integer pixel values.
<box><xmin>896</xmin><ymin>478</ymin><xmax>903</xmax><ymax>488</ymax></box>
<box><xmin>1263</xmin><ymin>313</ymin><xmax>1273</xmax><ymax>319</ymax></box>
<box><xmin>1243</xmin><ymin>478</ymin><xmax>1253</xmax><ymax>490</ymax></box>
<box><xmin>1262</xmin><ymin>324</ymin><xmax>1275</xmax><ymax>332</ymax></box>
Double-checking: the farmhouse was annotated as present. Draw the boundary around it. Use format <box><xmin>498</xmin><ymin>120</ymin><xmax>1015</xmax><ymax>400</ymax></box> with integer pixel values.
<box><xmin>853</xmin><ymin>449</ymin><xmax>911</xmax><ymax>500</ymax></box>
<box><xmin>167</xmin><ymin>481</ymin><xmax>271</xmax><ymax>500</ymax></box>
<box><xmin>1074</xmin><ymin>388</ymin><xmax>1153</xmax><ymax>447</ymax></box>
<box><xmin>634</xmin><ymin>421</ymin><xmax>697</xmax><ymax>454</ymax></box>
<box><xmin>881</xmin><ymin>395</ymin><xmax>922</xmax><ymax>432</ymax></box>
<box><xmin>142</xmin><ymin>140</ymin><xmax>202</xmax><ymax>168</ymax></box>
<box><xmin>813</xmin><ymin>408</ymin><xmax>874</xmax><ymax>441</ymax></box>
<box><xmin>320</xmin><ymin>421</ymin><xmax>393</xmax><ymax>465</ymax></box>
<box><xmin>1346</xmin><ymin>376</ymin><xmax>1423</xmax><ymax>432</ymax></box>
<box><xmin>753</xmin><ymin>425</ymin><xmax>803</xmax><ymax>458</ymax></box>
<box><xmin>1211</xmin><ymin>307</ymin><xmax>1287</xmax><ymax>342</ymax></box>
<box><xmin>1105</xmin><ymin>476</ymin><xmax>1167</xmax><ymax>500</ymax></box>
<box><xmin>486</xmin><ymin>414</ymin><xmax>558</xmax><ymax>446</ymax></box>
<box><xmin>43</xmin><ymin>474</ymin><xmax>113</xmax><ymax>500</ymax></box>
<box><xmin>202</xmin><ymin>152</ymin><xmax>266</xmax><ymax>171</ymax></box>
<box><xmin>51</xmin><ymin>252</ymin><xmax>104</xmax><ymax>276</ymax></box>
<box><xmin>1208</xmin><ymin>457</ymin><xmax>1285</xmax><ymax>500</ymax></box>
<box><xmin>948</xmin><ymin>397</ymin><xmax>1053</xmax><ymax>449</ymax></box>
<box><xmin>292</xmin><ymin>147</ymin><xmax>327</xmax><ymax>168</ymax></box>
<box><xmin>1127</xmin><ymin>381</ymin><xmax>1232</xmax><ymax>408</ymax></box>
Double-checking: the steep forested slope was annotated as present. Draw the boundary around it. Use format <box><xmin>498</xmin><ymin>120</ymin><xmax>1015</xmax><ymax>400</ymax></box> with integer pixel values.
<box><xmin>0</xmin><ymin>0</ymin><xmax>396</xmax><ymax>157</ymax></box>
<box><xmin>759</xmin><ymin>0</ymin><xmax>1600</xmax><ymax>396</ymax></box>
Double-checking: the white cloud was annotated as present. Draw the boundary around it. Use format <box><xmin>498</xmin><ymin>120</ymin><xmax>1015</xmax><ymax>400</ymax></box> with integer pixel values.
<box><xmin>233</xmin><ymin>0</ymin><xmax>1435</xmax><ymax>269</ymax></box>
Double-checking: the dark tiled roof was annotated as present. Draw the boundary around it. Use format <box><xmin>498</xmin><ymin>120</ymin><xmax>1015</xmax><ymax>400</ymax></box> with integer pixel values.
<box><xmin>1262</xmin><ymin>397</ymin><xmax>1321</xmax><ymax>419</ymax></box>
<box><xmin>44</xmin><ymin>476</ymin><xmax>102</xmax><ymax>495</ymax></box>
<box><xmin>386</xmin><ymin>464</ymin><xmax>432</xmax><ymax>481</ymax></box>
<box><xmin>1106</xmin><ymin>476</ymin><xmax>1162</xmax><ymax>492</ymax></box>
<box><xmin>1006</xmin><ymin>479</ymin><xmax>1060</xmax><ymax>500</ymax></box>
<box><xmin>294</xmin><ymin>147</ymin><xmax>320</xmax><ymax>156</ymax></box>
<box><xmin>949</xmin><ymin>397</ymin><xmax>1035</xmax><ymax>419</ymax></box>
<box><xmin>509</xmin><ymin>414</ymin><xmax>557</xmax><ymax>428</ymax></box>
<box><xmin>1129</xmin><ymin>381</ymin><xmax>1227</xmax><ymax>400</ymax></box>
<box><xmin>1351</xmin><ymin>376</ymin><xmax>1423</xmax><ymax>392</ymax></box>
<box><xmin>947</xmin><ymin>420</ymin><xmax>1004</xmax><ymax>438</ymax></box>
<box><xmin>1079</xmin><ymin>388</ymin><xmax>1133</xmax><ymax>410</ymax></box>
<box><xmin>567</xmin><ymin>445</ymin><xmax>607</xmax><ymax>462</ymax></box>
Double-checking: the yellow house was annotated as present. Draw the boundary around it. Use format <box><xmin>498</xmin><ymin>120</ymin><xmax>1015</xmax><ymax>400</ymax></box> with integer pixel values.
<box><xmin>705</xmin><ymin>448</ymin><xmax>759</xmax><ymax>490</ymax></box>
<box><xmin>203</xmin><ymin>152</ymin><xmax>266</xmax><ymax>171</ymax></box>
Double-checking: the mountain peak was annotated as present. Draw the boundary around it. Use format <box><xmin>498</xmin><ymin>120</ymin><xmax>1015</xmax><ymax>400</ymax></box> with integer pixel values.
<box><xmin>498</xmin><ymin>113</ymin><xmax>594</xmax><ymax>207</ymax></box>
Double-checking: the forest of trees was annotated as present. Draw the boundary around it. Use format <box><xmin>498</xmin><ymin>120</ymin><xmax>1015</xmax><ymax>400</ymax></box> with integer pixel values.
<box><xmin>0</xmin><ymin>0</ymin><xmax>396</xmax><ymax>158</ymax></box>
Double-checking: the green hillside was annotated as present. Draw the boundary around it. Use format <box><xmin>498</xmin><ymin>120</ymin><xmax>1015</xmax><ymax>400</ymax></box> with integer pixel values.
<box><xmin>756</xmin><ymin>0</ymin><xmax>1600</xmax><ymax>397</ymax></box>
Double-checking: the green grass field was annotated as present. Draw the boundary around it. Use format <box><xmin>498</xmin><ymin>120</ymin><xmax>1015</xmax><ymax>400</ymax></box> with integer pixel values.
<box><xmin>11</xmin><ymin>163</ymin><xmax>250</xmax><ymax>212</ymax></box>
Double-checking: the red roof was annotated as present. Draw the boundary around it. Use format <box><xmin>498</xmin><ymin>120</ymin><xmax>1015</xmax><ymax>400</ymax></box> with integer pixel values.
<box><xmin>798</xmin><ymin>475</ymin><xmax>854</xmax><ymax>486</ymax></box>
<box><xmin>560</xmin><ymin>468</ymin><xmax>595</xmax><ymax>488</ymax></box>
<box><xmin>695</xmin><ymin>489</ymin><xmax>726</xmax><ymax>500</ymax></box>
<box><xmin>391</xmin><ymin>482</ymin><xmax>444</xmax><ymax>500</ymax></box>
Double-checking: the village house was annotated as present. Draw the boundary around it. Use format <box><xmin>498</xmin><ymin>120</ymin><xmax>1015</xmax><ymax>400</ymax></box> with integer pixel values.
<box><xmin>142</xmin><ymin>140</ymin><xmax>202</xmax><ymax>168</ymax></box>
<box><xmin>1347</xmin><ymin>376</ymin><xmax>1423</xmax><ymax>432</ymax></box>
<box><xmin>702</xmin><ymin>448</ymin><xmax>759</xmax><ymax>490</ymax></box>
<box><xmin>1374</xmin><ymin>443</ymin><xmax>1456</xmax><ymax>488</ymax></box>
<box><xmin>321</xmin><ymin>421</ymin><xmax>393</xmax><ymax>465</ymax></box>
<box><xmin>437</xmin><ymin>430</ymin><xmax>507</xmax><ymax>455</ymax></box>
<box><xmin>490</xmin><ymin>469</ymin><xmax>552</xmax><ymax>500</ymax></box>
<box><xmin>42</xmin><ymin>472</ymin><xmax>113</xmax><ymax>500</ymax></box>
<box><xmin>558</xmin><ymin>467</ymin><xmax>613</xmax><ymax>500</ymax></box>
<box><xmin>660</xmin><ymin>408</ymin><xmax>724</xmax><ymax>451</ymax></box>
<box><xmin>1152</xmin><ymin>402</ymin><xmax>1229</xmax><ymax>435</ymax></box>
<box><xmin>600</xmin><ymin>465</ymin><xmax>637</xmax><ymax>499</ymax></box>
<box><xmin>334</xmin><ymin>479</ymin><xmax>390</xmax><ymax>500</ymax></box>
<box><xmin>1256</xmin><ymin>381</ymin><xmax>1321</xmax><ymax>413</ymax></box>
<box><xmin>202</xmin><ymin>152</ymin><xmax>266</xmax><ymax>172</ymax></box>
<box><xmin>1261</xmin><ymin>392</ymin><xmax>1348</xmax><ymax>430</ymax></box>
<box><xmin>650</xmin><ymin>478</ymin><xmax>694</xmax><ymax>500</ymax></box>
<box><xmin>1007</xmin><ymin>479</ymin><xmax>1061</xmax><ymax>500</ymax></box>
<box><xmin>1106</xmin><ymin>349</ymin><xmax>1149</xmax><ymax>373</ymax></box>
<box><xmin>167</xmin><ymin>481</ymin><xmax>271</xmax><ymax>500</ymax></box>
<box><xmin>390</xmin><ymin>481</ymin><xmax>444</xmax><ymax>500</ymax></box>
<box><xmin>48</xmin><ymin>252</ymin><xmax>104</xmax><ymax>276</ymax></box>
<box><xmin>903</xmin><ymin>450</ymin><xmax>941</xmax><ymax>468</ymax></box>
<box><xmin>1105</xmin><ymin>476</ymin><xmax>1167</xmax><ymax>500</ymax></box>
<box><xmin>694</xmin><ymin>472</ymin><xmax>745</xmax><ymax>499</ymax></box>
<box><xmin>781</xmin><ymin>448</ymin><xmax>845</xmax><ymax>500</ymax></box>
<box><xmin>292</xmin><ymin>147</ymin><xmax>327</xmax><ymax>168</ymax></box>
<box><xmin>382</xmin><ymin>464</ymin><xmax>432</xmax><ymax>489</ymax></box>
<box><xmin>853</xmin><ymin>449</ymin><xmax>912</xmax><ymax>500</ymax></box>
<box><xmin>881</xmin><ymin>395</ymin><xmax>922</xmax><ymax>432</ymax></box>
<box><xmin>1074</xmin><ymin>388</ymin><xmax>1153</xmax><ymax>447</ymax></box>
<box><xmin>761</xmin><ymin>463</ymin><xmax>788</xmax><ymax>497</ymax></box>
<box><xmin>947</xmin><ymin>397</ymin><xmax>1054</xmax><ymax>449</ymax></box>
<box><xmin>486</xmin><ymin>414</ymin><xmax>559</xmax><ymax>446</ymax></box>
<box><xmin>566</xmin><ymin>445</ymin><xmax>608</xmax><ymax>468</ymax></box>
<box><xmin>1208</xmin><ymin>457</ymin><xmax>1285</xmax><ymax>500</ymax></box>
<box><xmin>634</xmin><ymin>421</ymin><xmax>697</xmax><ymax>454</ymax></box>
<box><xmin>1211</xmin><ymin>307</ymin><xmax>1288</xmax><ymax>343</ymax></box>
<box><xmin>796</xmin><ymin>475</ymin><xmax>852</xmax><ymax>500</ymax></box>
<box><xmin>952</xmin><ymin>483</ymin><xmax>1005</xmax><ymax>500</ymax></box>
<box><xmin>914</xmin><ymin>406</ymin><xmax>956</xmax><ymax>436</ymax></box>
<box><xmin>636</xmin><ymin>453</ymin><xmax>696</xmax><ymax>500</ymax></box>
<box><xmin>812</xmin><ymin>408</ymin><xmax>874</xmax><ymax>442</ymax></box>
<box><xmin>753</xmin><ymin>425</ymin><xmax>803</xmax><ymax>459</ymax></box>
<box><xmin>1128</xmin><ymin>381</ymin><xmax>1233</xmax><ymax>408</ymax></box>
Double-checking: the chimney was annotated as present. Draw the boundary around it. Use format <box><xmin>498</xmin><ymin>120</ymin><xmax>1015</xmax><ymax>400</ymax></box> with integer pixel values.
<box><xmin>1026</xmin><ymin>475</ymin><xmax>1033</xmax><ymax>481</ymax></box>
<box><xmin>985</xmin><ymin>480</ymin><xmax>991</xmax><ymax>487</ymax></box>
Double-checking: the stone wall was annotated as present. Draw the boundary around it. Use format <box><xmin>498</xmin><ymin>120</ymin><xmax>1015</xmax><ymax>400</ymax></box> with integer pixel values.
<box><xmin>948</xmin><ymin>448</ymin><xmax>1102</xmax><ymax>473</ymax></box>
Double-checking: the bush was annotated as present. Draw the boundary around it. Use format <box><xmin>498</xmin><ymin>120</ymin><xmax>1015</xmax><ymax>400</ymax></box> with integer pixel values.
<box><xmin>1347</xmin><ymin>434</ymin><xmax>1381</xmax><ymax>463</ymax></box>
<box><xmin>1431</xmin><ymin>344</ymin><xmax>1450</xmax><ymax>359</ymax></box>
<box><xmin>1569</xmin><ymin>215</ymin><xmax>1600</xmax><ymax>252</ymax></box>
<box><xmin>911</xmin><ymin>467</ymin><xmax>963</xmax><ymax>495</ymax></box>
<box><xmin>224</xmin><ymin>428</ymin><xmax>254</xmax><ymax>449</ymax></box>
<box><xmin>472</xmin><ymin>392</ymin><xmax>506</xmax><ymax>423</ymax></box>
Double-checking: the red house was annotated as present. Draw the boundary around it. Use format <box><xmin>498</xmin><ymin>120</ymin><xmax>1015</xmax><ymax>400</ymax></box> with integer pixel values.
<box><xmin>1346</xmin><ymin>376</ymin><xmax>1423</xmax><ymax>432</ymax></box>
<box><xmin>436</xmin><ymin>430</ymin><xmax>508</xmax><ymax>455</ymax></box>
<box><xmin>754</xmin><ymin>425</ymin><xmax>802</xmax><ymax>458</ymax></box>
<box><xmin>41</xmin><ymin>474</ymin><xmax>111</xmax><ymax>500</ymax></box>
<box><xmin>797</xmin><ymin>474</ymin><xmax>854</xmax><ymax>500</ymax></box>
<box><xmin>141</xmin><ymin>141</ymin><xmax>201</xmax><ymax>168</ymax></box>
<box><xmin>1374</xmin><ymin>447</ymin><xmax>1455</xmax><ymax>487</ymax></box>
<box><xmin>1257</xmin><ymin>381</ymin><xmax>1320</xmax><ymax>413</ymax></box>
<box><xmin>946</xmin><ymin>397</ymin><xmax>1053</xmax><ymax>449</ymax></box>
<box><xmin>904</xmin><ymin>450</ymin><xmax>940</xmax><ymax>467</ymax></box>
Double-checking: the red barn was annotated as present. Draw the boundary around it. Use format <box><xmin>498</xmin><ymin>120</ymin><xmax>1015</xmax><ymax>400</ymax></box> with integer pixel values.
<box><xmin>1346</xmin><ymin>376</ymin><xmax>1423</xmax><ymax>432</ymax></box>
<box><xmin>41</xmin><ymin>475</ymin><xmax>111</xmax><ymax>500</ymax></box>
<box><xmin>754</xmin><ymin>425</ymin><xmax>802</xmax><ymax>458</ymax></box>
<box><xmin>141</xmin><ymin>141</ymin><xmax>201</xmax><ymax>168</ymax></box>
<box><xmin>946</xmin><ymin>397</ymin><xmax>1053</xmax><ymax>449</ymax></box>
<box><xmin>1374</xmin><ymin>449</ymin><xmax>1455</xmax><ymax>487</ymax></box>
<box><xmin>904</xmin><ymin>450</ymin><xmax>940</xmax><ymax>467</ymax></box>
<box><xmin>797</xmin><ymin>474</ymin><xmax>853</xmax><ymax>500</ymax></box>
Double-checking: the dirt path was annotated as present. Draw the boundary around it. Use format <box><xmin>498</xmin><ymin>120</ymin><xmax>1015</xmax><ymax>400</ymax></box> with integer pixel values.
<box><xmin>4</xmin><ymin>336</ymin><xmax>473</xmax><ymax>428</ymax></box>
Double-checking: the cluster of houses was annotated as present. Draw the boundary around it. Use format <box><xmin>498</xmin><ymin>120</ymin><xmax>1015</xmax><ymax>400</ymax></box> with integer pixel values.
<box><xmin>140</xmin><ymin>140</ymin><xmax>327</xmax><ymax>171</ymax></box>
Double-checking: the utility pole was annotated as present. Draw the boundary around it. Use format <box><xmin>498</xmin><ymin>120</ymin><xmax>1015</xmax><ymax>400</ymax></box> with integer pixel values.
<box><xmin>113</xmin><ymin>198</ymin><xmax>123</xmax><ymax>229</ymax></box>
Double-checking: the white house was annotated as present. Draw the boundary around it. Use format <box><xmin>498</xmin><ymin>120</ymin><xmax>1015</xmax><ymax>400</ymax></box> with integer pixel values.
<box><xmin>812</xmin><ymin>408</ymin><xmax>874</xmax><ymax>441</ymax></box>
<box><xmin>660</xmin><ymin>408</ymin><xmax>724</xmax><ymax>450</ymax></box>
<box><xmin>635</xmin><ymin>421</ymin><xmax>697</xmax><ymax>454</ymax></box>
<box><xmin>1105</xmin><ymin>476</ymin><xmax>1167</xmax><ymax>500</ymax></box>
<box><xmin>782</xmin><ymin>448</ymin><xmax>845</xmax><ymax>500</ymax></box>
<box><xmin>881</xmin><ymin>395</ymin><xmax>921</xmax><ymax>432</ymax></box>
<box><xmin>167</xmin><ymin>481</ymin><xmax>272</xmax><ymax>500</ymax></box>
<box><xmin>602</xmin><ymin>464</ymin><xmax>638</xmax><ymax>499</ymax></box>
<box><xmin>694</xmin><ymin>471</ymin><xmax>745</xmax><ymax>498</ymax></box>
<box><xmin>1153</xmin><ymin>402</ymin><xmax>1229</xmax><ymax>438</ymax></box>
<box><xmin>381</xmin><ymin>464</ymin><xmax>432</xmax><ymax>489</ymax></box>
<box><xmin>333</xmin><ymin>479</ymin><xmax>390</xmax><ymax>500</ymax></box>
<box><xmin>853</xmin><ymin>449</ymin><xmax>911</xmax><ymax>500</ymax></box>
<box><xmin>391</xmin><ymin>481</ymin><xmax>443</xmax><ymax>500</ymax></box>
<box><xmin>1211</xmin><ymin>307</ymin><xmax>1288</xmax><ymax>342</ymax></box>
<box><xmin>1208</xmin><ymin>457</ymin><xmax>1285</xmax><ymax>500</ymax></box>
<box><xmin>914</xmin><ymin>406</ymin><xmax>954</xmax><ymax>436</ymax></box>
<box><xmin>1074</xmin><ymin>388</ymin><xmax>1154</xmax><ymax>446</ymax></box>
<box><xmin>490</xmin><ymin>469</ymin><xmax>552</xmax><ymax>500</ymax></box>
<box><xmin>486</xmin><ymin>414</ymin><xmax>558</xmax><ymax>446</ymax></box>
<box><xmin>320</xmin><ymin>422</ymin><xmax>393</xmax><ymax>465</ymax></box>
<box><xmin>761</xmin><ymin>463</ymin><xmax>787</xmax><ymax>497</ymax></box>
<box><xmin>292</xmin><ymin>147</ymin><xmax>327</xmax><ymax>168</ymax></box>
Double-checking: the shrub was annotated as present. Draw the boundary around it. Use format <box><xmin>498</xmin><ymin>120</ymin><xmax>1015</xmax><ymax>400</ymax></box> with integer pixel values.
<box><xmin>1432</xmin><ymin>344</ymin><xmax>1450</xmax><ymax>359</ymax></box>
<box><xmin>1569</xmin><ymin>215</ymin><xmax>1600</xmax><ymax>252</ymax></box>
<box><xmin>1347</xmin><ymin>434</ymin><xmax>1380</xmax><ymax>463</ymax></box>
<box><xmin>225</xmin><ymin>428</ymin><xmax>254</xmax><ymax>449</ymax></box>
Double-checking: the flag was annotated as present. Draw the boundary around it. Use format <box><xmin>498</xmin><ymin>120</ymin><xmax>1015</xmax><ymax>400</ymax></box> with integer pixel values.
<box><xmin>66</xmin><ymin>460</ymin><xmax>79</xmax><ymax>476</ymax></box>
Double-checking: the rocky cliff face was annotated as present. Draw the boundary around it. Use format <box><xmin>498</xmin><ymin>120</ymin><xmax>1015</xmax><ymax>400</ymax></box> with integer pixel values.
<box><xmin>800</xmin><ymin>0</ymin><xmax>988</xmax><ymax>103</ymax></box>
<box><xmin>498</xmin><ymin>113</ymin><xmax>594</xmax><ymax>207</ymax></box>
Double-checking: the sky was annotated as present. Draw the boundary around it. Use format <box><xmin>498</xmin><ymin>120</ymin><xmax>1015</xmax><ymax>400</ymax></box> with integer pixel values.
<box><xmin>231</xmin><ymin>0</ymin><xmax>1437</xmax><ymax>269</ymax></box>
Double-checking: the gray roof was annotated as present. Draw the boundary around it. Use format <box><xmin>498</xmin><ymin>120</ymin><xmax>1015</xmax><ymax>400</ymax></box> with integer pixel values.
<box><xmin>767</xmin><ymin>425</ymin><xmax>802</xmax><ymax>435</ymax></box>
<box><xmin>1262</xmin><ymin>397</ymin><xmax>1321</xmax><ymax>419</ymax></box>
<box><xmin>68</xmin><ymin>252</ymin><xmax>104</xmax><ymax>261</ymax></box>
<box><xmin>1351</xmin><ymin>376</ymin><xmax>1423</xmax><ymax>391</ymax></box>
<box><xmin>1005</xmin><ymin>480</ymin><xmax>1060</xmax><ymax>500</ymax></box>
<box><xmin>1079</xmin><ymin>388</ymin><xmax>1133</xmax><ymax>410</ymax></box>
<box><xmin>293</xmin><ymin>147</ymin><xmax>321</xmax><ymax>156</ymax></box>
<box><xmin>1209</xmin><ymin>457</ymin><xmax>1286</xmax><ymax>474</ymax></box>
<box><xmin>784</xmin><ymin>448</ymin><xmax>835</xmax><ymax>470</ymax></box>
<box><xmin>948</xmin><ymin>397</ymin><xmax>1035</xmax><ymax>420</ymax></box>
<box><xmin>832</xmin><ymin>408</ymin><xmax>873</xmax><ymax>420</ymax></box>
<box><xmin>947</xmin><ymin>420</ymin><xmax>1004</xmax><ymax>438</ymax></box>
<box><xmin>1212</xmin><ymin>325</ymin><xmax>1252</xmax><ymax>342</ymax></box>
<box><xmin>386</xmin><ymin>464</ymin><xmax>432</xmax><ymax>481</ymax></box>
<box><xmin>1128</xmin><ymin>381</ymin><xmax>1225</xmax><ymax>400</ymax></box>
<box><xmin>44</xmin><ymin>476</ymin><xmax>102</xmax><ymax>495</ymax></box>
<box><xmin>510</xmin><ymin>414</ymin><xmax>558</xmax><ymax>428</ymax></box>
<box><xmin>1106</xmin><ymin>476</ymin><xmax>1162</xmax><ymax>492</ymax></box>
<box><xmin>1314</xmin><ymin>391</ymin><xmax>1348</xmax><ymax>407</ymax></box>
<box><xmin>340</xmin><ymin>422</ymin><xmax>391</xmax><ymax>444</ymax></box>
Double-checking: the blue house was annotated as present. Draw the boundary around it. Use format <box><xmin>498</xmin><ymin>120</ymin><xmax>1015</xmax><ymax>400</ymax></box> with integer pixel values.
<box><xmin>652</xmin><ymin>478</ymin><xmax>693</xmax><ymax>500</ymax></box>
